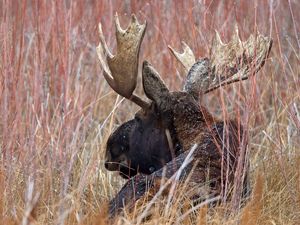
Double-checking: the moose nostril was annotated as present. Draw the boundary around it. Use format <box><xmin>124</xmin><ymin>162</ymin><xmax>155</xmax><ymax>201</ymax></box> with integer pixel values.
<box><xmin>104</xmin><ymin>162</ymin><xmax>109</xmax><ymax>169</ymax></box>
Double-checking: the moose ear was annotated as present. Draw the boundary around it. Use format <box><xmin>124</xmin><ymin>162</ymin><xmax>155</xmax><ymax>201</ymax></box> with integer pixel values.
<box><xmin>142</xmin><ymin>61</ymin><xmax>170</xmax><ymax>105</ymax></box>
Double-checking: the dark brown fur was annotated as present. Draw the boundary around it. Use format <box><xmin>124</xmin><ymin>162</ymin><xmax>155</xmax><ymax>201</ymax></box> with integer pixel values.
<box><xmin>105</xmin><ymin>105</ymin><xmax>179</xmax><ymax>178</ymax></box>
<box><xmin>97</xmin><ymin>14</ymin><xmax>271</xmax><ymax>217</ymax></box>
<box><xmin>108</xmin><ymin>117</ymin><xmax>247</xmax><ymax>216</ymax></box>
<box><xmin>104</xmin><ymin>61</ymin><xmax>250</xmax><ymax>216</ymax></box>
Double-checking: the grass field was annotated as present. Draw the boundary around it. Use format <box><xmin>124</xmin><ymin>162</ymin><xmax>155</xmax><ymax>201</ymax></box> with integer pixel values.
<box><xmin>0</xmin><ymin>1</ymin><xmax>299</xmax><ymax>224</ymax></box>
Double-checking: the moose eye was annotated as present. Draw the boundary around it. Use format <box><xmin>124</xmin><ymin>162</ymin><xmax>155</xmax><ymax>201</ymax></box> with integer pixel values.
<box><xmin>149</xmin><ymin>166</ymin><xmax>155</xmax><ymax>173</ymax></box>
<box><xmin>134</xmin><ymin>115</ymin><xmax>141</xmax><ymax>122</ymax></box>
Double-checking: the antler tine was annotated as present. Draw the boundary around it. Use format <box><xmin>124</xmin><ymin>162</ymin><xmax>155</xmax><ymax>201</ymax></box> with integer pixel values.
<box><xmin>204</xmin><ymin>25</ymin><xmax>272</xmax><ymax>93</ymax></box>
<box><xmin>96</xmin><ymin>13</ymin><xmax>150</xmax><ymax>109</ymax></box>
<box><xmin>168</xmin><ymin>42</ymin><xmax>196</xmax><ymax>73</ymax></box>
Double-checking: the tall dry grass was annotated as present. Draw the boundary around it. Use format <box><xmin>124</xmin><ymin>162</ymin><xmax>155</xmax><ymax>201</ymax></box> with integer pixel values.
<box><xmin>0</xmin><ymin>0</ymin><xmax>299</xmax><ymax>224</ymax></box>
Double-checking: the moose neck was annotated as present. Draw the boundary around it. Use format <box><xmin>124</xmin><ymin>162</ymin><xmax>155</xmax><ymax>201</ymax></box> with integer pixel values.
<box><xmin>170</xmin><ymin>93</ymin><xmax>214</xmax><ymax>151</ymax></box>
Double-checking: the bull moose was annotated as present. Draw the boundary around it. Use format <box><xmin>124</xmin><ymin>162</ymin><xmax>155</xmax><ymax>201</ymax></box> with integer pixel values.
<box><xmin>96</xmin><ymin>14</ymin><xmax>272</xmax><ymax>216</ymax></box>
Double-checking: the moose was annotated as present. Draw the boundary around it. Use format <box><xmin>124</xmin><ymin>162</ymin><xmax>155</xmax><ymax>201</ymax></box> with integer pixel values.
<box><xmin>97</xmin><ymin>14</ymin><xmax>272</xmax><ymax>216</ymax></box>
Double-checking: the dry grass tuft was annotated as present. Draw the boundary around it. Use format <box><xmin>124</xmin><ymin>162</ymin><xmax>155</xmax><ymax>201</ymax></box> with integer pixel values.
<box><xmin>240</xmin><ymin>174</ymin><xmax>264</xmax><ymax>225</ymax></box>
<box><xmin>79</xmin><ymin>202</ymin><xmax>109</xmax><ymax>225</ymax></box>
<box><xmin>0</xmin><ymin>169</ymin><xmax>3</xmax><ymax>219</ymax></box>
<box><xmin>196</xmin><ymin>205</ymin><xmax>208</xmax><ymax>225</ymax></box>
<box><xmin>0</xmin><ymin>169</ymin><xmax>18</xmax><ymax>225</ymax></box>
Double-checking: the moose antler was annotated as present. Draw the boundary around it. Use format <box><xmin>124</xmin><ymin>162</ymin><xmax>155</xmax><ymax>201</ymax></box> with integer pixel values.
<box><xmin>97</xmin><ymin>13</ymin><xmax>150</xmax><ymax>109</ymax></box>
<box><xmin>207</xmin><ymin>26</ymin><xmax>272</xmax><ymax>93</ymax></box>
<box><xmin>168</xmin><ymin>42</ymin><xmax>196</xmax><ymax>73</ymax></box>
<box><xmin>169</xmin><ymin>26</ymin><xmax>272</xmax><ymax>95</ymax></box>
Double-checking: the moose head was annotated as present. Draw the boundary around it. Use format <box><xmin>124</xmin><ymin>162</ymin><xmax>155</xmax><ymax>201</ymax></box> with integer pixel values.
<box><xmin>97</xmin><ymin>14</ymin><xmax>272</xmax><ymax>179</ymax></box>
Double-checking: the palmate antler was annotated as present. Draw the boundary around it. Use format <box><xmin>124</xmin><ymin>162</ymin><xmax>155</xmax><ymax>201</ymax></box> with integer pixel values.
<box><xmin>169</xmin><ymin>25</ymin><xmax>272</xmax><ymax>96</ymax></box>
<box><xmin>168</xmin><ymin>42</ymin><xmax>196</xmax><ymax>73</ymax></box>
<box><xmin>97</xmin><ymin>13</ymin><xmax>150</xmax><ymax>109</ymax></box>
